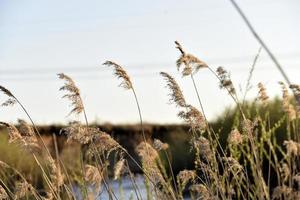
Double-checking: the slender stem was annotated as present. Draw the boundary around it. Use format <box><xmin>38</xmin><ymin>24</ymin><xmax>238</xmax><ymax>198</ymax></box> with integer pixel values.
<box><xmin>125</xmin><ymin>160</ymin><xmax>143</xmax><ymax>200</ymax></box>
<box><xmin>242</xmin><ymin>47</ymin><xmax>262</xmax><ymax>105</ymax></box>
<box><xmin>131</xmin><ymin>88</ymin><xmax>147</xmax><ymax>144</ymax></box>
<box><xmin>163</xmin><ymin>150</ymin><xmax>178</xmax><ymax>197</ymax></box>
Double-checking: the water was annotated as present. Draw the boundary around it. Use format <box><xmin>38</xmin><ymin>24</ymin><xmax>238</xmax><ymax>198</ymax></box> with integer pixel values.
<box><xmin>73</xmin><ymin>174</ymin><xmax>148</xmax><ymax>200</ymax></box>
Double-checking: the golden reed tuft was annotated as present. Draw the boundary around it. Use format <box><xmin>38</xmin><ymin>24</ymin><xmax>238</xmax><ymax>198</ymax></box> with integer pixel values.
<box><xmin>160</xmin><ymin>72</ymin><xmax>186</xmax><ymax>107</ymax></box>
<box><xmin>57</xmin><ymin>73</ymin><xmax>84</xmax><ymax>115</ymax></box>
<box><xmin>103</xmin><ymin>61</ymin><xmax>133</xmax><ymax>90</ymax></box>
<box><xmin>175</xmin><ymin>41</ymin><xmax>208</xmax><ymax>76</ymax></box>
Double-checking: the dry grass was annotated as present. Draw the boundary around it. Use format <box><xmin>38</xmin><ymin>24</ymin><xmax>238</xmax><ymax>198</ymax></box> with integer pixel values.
<box><xmin>0</xmin><ymin>41</ymin><xmax>299</xmax><ymax>200</ymax></box>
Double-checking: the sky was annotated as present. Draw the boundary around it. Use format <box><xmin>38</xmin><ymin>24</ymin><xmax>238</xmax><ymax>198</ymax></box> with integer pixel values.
<box><xmin>0</xmin><ymin>0</ymin><xmax>300</xmax><ymax>125</ymax></box>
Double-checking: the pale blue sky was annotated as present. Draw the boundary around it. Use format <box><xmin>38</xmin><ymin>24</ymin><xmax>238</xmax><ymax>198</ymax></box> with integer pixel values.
<box><xmin>0</xmin><ymin>0</ymin><xmax>300</xmax><ymax>124</ymax></box>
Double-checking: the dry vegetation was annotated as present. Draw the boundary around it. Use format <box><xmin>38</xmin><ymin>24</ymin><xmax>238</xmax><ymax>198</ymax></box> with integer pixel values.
<box><xmin>0</xmin><ymin>41</ymin><xmax>300</xmax><ymax>200</ymax></box>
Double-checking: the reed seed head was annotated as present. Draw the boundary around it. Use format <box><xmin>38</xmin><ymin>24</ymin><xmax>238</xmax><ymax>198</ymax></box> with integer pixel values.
<box><xmin>257</xmin><ymin>82</ymin><xmax>269</xmax><ymax>107</ymax></box>
<box><xmin>153</xmin><ymin>139</ymin><xmax>169</xmax><ymax>151</ymax></box>
<box><xmin>283</xmin><ymin>140</ymin><xmax>300</xmax><ymax>156</ymax></box>
<box><xmin>84</xmin><ymin>164</ymin><xmax>102</xmax><ymax>189</ymax></box>
<box><xmin>228</xmin><ymin>128</ymin><xmax>243</xmax><ymax>145</ymax></box>
<box><xmin>216</xmin><ymin>66</ymin><xmax>236</xmax><ymax>95</ymax></box>
<box><xmin>175</xmin><ymin>41</ymin><xmax>208</xmax><ymax>76</ymax></box>
<box><xmin>279</xmin><ymin>81</ymin><xmax>296</xmax><ymax>120</ymax></box>
<box><xmin>0</xmin><ymin>121</ymin><xmax>39</xmax><ymax>151</ymax></box>
<box><xmin>114</xmin><ymin>158</ymin><xmax>126</xmax><ymax>180</ymax></box>
<box><xmin>57</xmin><ymin>73</ymin><xmax>84</xmax><ymax>116</ymax></box>
<box><xmin>160</xmin><ymin>72</ymin><xmax>187</xmax><ymax>107</ymax></box>
<box><xmin>103</xmin><ymin>61</ymin><xmax>133</xmax><ymax>90</ymax></box>
<box><xmin>177</xmin><ymin>170</ymin><xmax>196</xmax><ymax>189</ymax></box>
<box><xmin>289</xmin><ymin>84</ymin><xmax>300</xmax><ymax>116</ymax></box>
<box><xmin>178</xmin><ymin>105</ymin><xmax>206</xmax><ymax>132</ymax></box>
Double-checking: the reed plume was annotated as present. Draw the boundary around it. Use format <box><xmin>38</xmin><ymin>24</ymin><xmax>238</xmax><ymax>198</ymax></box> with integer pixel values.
<box><xmin>84</xmin><ymin>164</ymin><xmax>102</xmax><ymax>190</ymax></box>
<box><xmin>0</xmin><ymin>121</ymin><xmax>39</xmax><ymax>152</ymax></box>
<box><xmin>0</xmin><ymin>86</ymin><xmax>16</xmax><ymax>107</ymax></box>
<box><xmin>257</xmin><ymin>82</ymin><xmax>269</xmax><ymax>107</ymax></box>
<box><xmin>103</xmin><ymin>61</ymin><xmax>132</xmax><ymax>90</ymax></box>
<box><xmin>289</xmin><ymin>84</ymin><xmax>300</xmax><ymax>116</ymax></box>
<box><xmin>153</xmin><ymin>139</ymin><xmax>169</xmax><ymax>151</ymax></box>
<box><xmin>160</xmin><ymin>72</ymin><xmax>187</xmax><ymax>107</ymax></box>
<box><xmin>283</xmin><ymin>140</ymin><xmax>300</xmax><ymax>156</ymax></box>
<box><xmin>216</xmin><ymin>66</ymin><xmax>236</xmax><ymax>96</ymax></box>
<box><xmin>57</xmin><ymin>73</ymin><xmax>84</xmax><ymax>116</ymax></box>
<box><xmin>14</xmin><ymin>181</ymin><xmax>33</xmax><ymax>200</ymax></box>
<box><xmin>113</xmin><ymin>158</ymin><xmax>126</xmax><ymax>180</ymax></box>
<box><xmin>175</xmin><ymin>41</ymin><xmax>208</xmax><ymax>76</ymax></box>
<box><xmin>62</xmin><ymin>121</ymin><xmax>98</xmax><ymax>144</ymax></box>
<box><xmin>177</xmin><ymin>170</ymin><xmax>196</xmax><ymax>199</ymax></box>
<box><xmin>227</xmin><ymin>128</ymin><xmax>243</xmax><ymax>145</ymax></box>
<box><xmin>178</xmin><ymin>105</ymin><xmax>206</xmax><ymax>132</ymax></box>
<box><xmin>279</xmin><ymin>81</ymin><xmax>296</xmax><ymax>120</ymax></box>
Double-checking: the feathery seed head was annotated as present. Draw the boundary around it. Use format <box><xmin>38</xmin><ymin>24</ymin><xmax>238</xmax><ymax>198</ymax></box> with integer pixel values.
<box><xmin>85</xmin><ymin>164</ymin><xmax>102</xmax><ymax>188</ymax></box>
<box><xmin>14</xmin><ymin>181</ymin><xmax>32</xmax><ymax>199</ymax></box>
<box><xmin>228</xmin><ymin>128</ymin><xmax>243</xmax><ymax>145</ymax></box>
<box><xmin>0</xmin><ymin>86</ymin><xmax>14</xmax><ymax>97</ymax></box>
<box><xmin>272</xmin><ymin>185</ymin><xmax>293</xmax><ymax>200</ymax></box>
<box><xmin>57</xmin><ymin>73</ymin><xmax>84</xmax><ymax>116</ymax></box>
<box><xmin>160</xmin><ymin>72</ymin><xmax>186</xmax><ymax>107</ymax></box>
<box><xmin>175</xmin><ymin>41</ymin><xmax>208</xmax><ymax>76</ymax></box>
<box><xmin>192</xmin><ymin>136</ymin><xmax>213</xmax><ymax>161</ymax></box>
<box><xmin>114</xmin><ymin>158</ymin><xmax>126</xmax><ymax>180</ymax></box>
<box><xmin>279</xmin><ymin>82</ymin><xmax>296</xmax><ymax>120</ymax></box>
<box><xmin>103</xmin><ymin>61</ymin><xmax>133</xmax><ymax>90</ymax></box>
<box><xmin>177</xmin><ymin>170</ymin><xmax>196</xmax><ymax>187</ymax></box>
<box><xmin>283</xmin><ymin>140</ymin><xmax>300</xmax><ymax>156</ymax></box>
<box><xmin>178</xmin><ymin>105</ymin><xmax>206</xmax><ymax>131</ymax></box>
<box><xmin>0</xmin><ymin>121</ymin><xmax>39</xmax><ymax>151</ymax></box>
<box><xmin>289</xmin><ymin>84</ymin><xmax>300</xmax><ymax>116</ymax></box>
<box><xmin>257</xmin><ymin>82</ymin><xmax>269</xmax><ymax>107</ymax></box>
<box><xmin>216</xmin><ymin>66</ymin><xmax>236</xmax><ymax>95</ymax></box>
<box><xmin>153</xmin><ymin>139</ymin><xmax>169</xmax><ymax>151</ymax></box>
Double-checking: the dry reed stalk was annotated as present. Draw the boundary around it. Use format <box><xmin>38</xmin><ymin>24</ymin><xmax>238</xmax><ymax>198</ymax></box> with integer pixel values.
<box><xmin>46</xmin><ymin>155</ymin><xmax>64</xmax><ymax>190</ymax></box>
<box><xmin>242</xmin><ymin>47</ymin><xmax>262</xmax><ymax>104</ymax></box>
<box><xmin>103</xmin><ymin>60</ymin><xmax>148</xmax><ymax>155</ymax></box>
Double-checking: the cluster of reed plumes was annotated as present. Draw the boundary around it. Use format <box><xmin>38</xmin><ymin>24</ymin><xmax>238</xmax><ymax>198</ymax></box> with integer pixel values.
<box><xmin>0</xmin><ymin>41</ymin><xmax>300</xmax><ymax>200</ymax></box>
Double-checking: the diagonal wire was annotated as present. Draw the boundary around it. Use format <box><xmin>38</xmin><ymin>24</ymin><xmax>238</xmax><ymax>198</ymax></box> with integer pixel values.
<box><xmin>229</xmin><ymin>0</ymin><xmax>291</xmax><ymax>85</ymax></box>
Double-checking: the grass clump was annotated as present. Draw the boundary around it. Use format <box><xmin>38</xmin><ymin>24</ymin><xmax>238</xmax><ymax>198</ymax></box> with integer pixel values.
<box><xmin>0</xmin><ymin>41</ymin><xmax>300</xmax><ymax>200</ymax></box>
